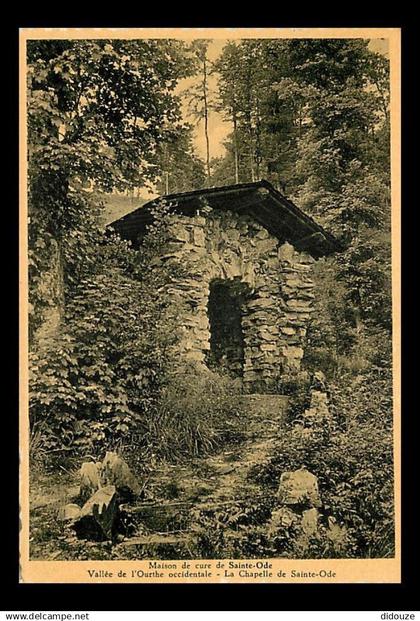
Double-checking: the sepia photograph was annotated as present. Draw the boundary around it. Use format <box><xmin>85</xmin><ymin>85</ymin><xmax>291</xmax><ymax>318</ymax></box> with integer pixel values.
<box><xmin>19</xmin><ymin>27</ymin><xmax>401</xmax><ymax>583</ymax></box>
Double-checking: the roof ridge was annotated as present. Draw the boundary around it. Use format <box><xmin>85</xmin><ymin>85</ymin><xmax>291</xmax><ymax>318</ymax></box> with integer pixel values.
<box><xmin>108</xmin><ymin>180</ymin><xmax>343</xmax><ymax>257</ymax></box>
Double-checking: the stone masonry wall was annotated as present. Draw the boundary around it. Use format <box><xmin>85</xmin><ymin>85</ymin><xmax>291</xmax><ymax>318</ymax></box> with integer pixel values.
<box><xmin>156</xmin><ymin>205</ymin><xmax>315</xmax><ymax>390</ymax></box>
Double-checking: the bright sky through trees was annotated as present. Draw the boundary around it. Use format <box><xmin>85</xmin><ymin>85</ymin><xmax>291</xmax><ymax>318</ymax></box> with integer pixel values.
<box><xmin>184</xmin><ymin>38</ymin><xmax>389</xmax><ymax>162</ymax></box>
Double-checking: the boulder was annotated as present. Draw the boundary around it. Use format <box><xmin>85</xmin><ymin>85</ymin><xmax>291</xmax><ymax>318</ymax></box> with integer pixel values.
<box><xmin>301</xmin><ymin>508</ymin><xmax>319</xmax><ymax>537</ymax></box>
<box><xmin>58</xmin><ymin>503</ymin><xmax>82</xmax><ymax>521</ymax></box>
<box><xmin>74</xmin><ymin>485</ymin><xmax>118</xmax><ymax>540</ymax></box>
<box><xmin>79</xmin><ymin>462</ymin><xmax>103</xmax><ymax>502</ymax></box>
<box><xmin>277</xmin><ymin>468</ymin><xmax>321</xmax><ymax>508</ymax></box>
<box><xmin>268</xmin><ymin>507</ymin><xmax>298</xmax><ymax>534</ymax></box>
<box><xmin>303</xmin><ymin>389</ymin><xmax>330</xmax><ymax>423</ymax></box>
<box><xmin>102</xmin><ymin>452</ymin><xmax>141</xmax><ymax>500</ymax></box>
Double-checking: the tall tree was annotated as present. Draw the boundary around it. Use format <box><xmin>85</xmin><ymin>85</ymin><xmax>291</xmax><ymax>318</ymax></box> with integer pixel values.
<box><xmin>27</xmin><ymin>39</ymin><xmax>194</xmax><ymax>336</ymax></box>
<box><xmin>214</xmin><ymin>39</ymin><xmax>298</xmax><ymax>189</ymax></box>
<box><xmin>186</xmin><ymin>40</ymin><xmax>213</xmax><ymax>183</ymax></box>
<box><xmin>285</xmin><ymin>40</ymin><xmax>391</xmax><ymax>340</ymax></box>
<box><xmin>155</xmin><ymin>124</ymin><xmax>206</xmax><ymax>195</ymax></box>
<box><xmin>214</xmin><ymin>38</ymin><xmax>391</xmax><ymax>353</ymax></box>
<box><xmin>215</xmin><ymin>42</ymin><xmax>242</xmax><ymax>183</ymax></box>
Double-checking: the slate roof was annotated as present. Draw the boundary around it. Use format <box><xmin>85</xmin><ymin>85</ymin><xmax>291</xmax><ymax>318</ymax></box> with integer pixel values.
<box><xmin>108</xmin><ymin>179</ymin><xmax>342</xmax><ymax>258</ymax></box>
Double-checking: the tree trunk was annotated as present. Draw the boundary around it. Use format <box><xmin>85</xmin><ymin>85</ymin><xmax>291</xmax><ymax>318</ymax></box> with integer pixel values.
<box><xmin>203</xmin><ymin>55</ymin><xmax>211</xmax><ymax>183</ymax></box>
<box><xmin>233</xmin><ymin>110</ymin><xmax>239</xmax><ymax>184</ymax></box>
<box><xmin>255</xmin><ymin>96</ymin><xmax>262</xmax><ymax>181</ymax></box>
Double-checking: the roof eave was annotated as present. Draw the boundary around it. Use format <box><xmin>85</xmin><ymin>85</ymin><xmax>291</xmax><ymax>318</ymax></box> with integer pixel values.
<box><xmin>108</xmin><ymin>180</ymin><xmax>343</xmax><ymax>258</ymax></box>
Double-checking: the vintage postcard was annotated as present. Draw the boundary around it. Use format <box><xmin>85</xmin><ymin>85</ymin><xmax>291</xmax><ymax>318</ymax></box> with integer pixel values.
<box><xmin>19</xmin><ymin>27</ymin><xmax>401</xmax><ymax>583</ymax></box>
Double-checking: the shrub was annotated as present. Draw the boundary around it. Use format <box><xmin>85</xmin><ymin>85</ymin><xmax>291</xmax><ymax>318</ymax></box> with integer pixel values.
<box><xmin>29</xmin><ymin>266</ymin><xmax>175</xmax><ymax>464</ymax></box>
<box><xmin>29</xmin><ymin>210</ymin><xmax>182</xmax><ymax>466</ymax></box>
<box><xmin>275</xmin><ymin>372</ymin><xmax>312</xmax><ymax>424</ymax></box>
<box><xmin>150</xmin><ymin>365</ymin><xmax>246</xmax><ymax>460</ymax></box>
<box><xmin>250</xmin><ymin>371</ymin><xmax>394</xmax><ymax>558</ymax></box>
<box><xmin>29</xmin><ymin>205</ymin><xmax>247</xmax><ymax>469</ymax></box>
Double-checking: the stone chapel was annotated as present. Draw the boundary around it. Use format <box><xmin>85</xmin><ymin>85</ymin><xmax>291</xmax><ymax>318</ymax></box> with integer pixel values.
<box><xmin>109</xmin><ymin>180</ymin><xmax>341</xmax><ymax>391</ymax></box>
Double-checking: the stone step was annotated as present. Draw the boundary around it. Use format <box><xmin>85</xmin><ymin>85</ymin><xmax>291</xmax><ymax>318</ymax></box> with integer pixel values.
<box><xmin>117</xmin><ymin>395</ymin><xmax>288</xmax><ymax>547</ymax></box>
<box><xmin>241</xmin><ymin>394</ymin><xmax>289</xmax><ymax>421</ymax></box>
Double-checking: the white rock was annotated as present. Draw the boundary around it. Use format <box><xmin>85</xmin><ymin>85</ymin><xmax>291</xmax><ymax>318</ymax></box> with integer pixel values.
<box><xmin>102</xmin><ymin>452</ymin><xmax>141</xmax><ymax>498</ymax></box>
<box><xmin>58</xmin><ymin>503</ymin><xmax>82</xmax><ymax>521</ymax></box>
<box><xmin>301</xmin><ymin>508</ymin><xmax>319</xmax><ymax>536</ymax></box>
<box><xmin>79</xmin><ymin>462</ymin><xmax>102</xmax><ymax>501</ymax></box>
<box><xmin>268</xmin><ymin>507</ymin><xmax>298</xmax><ymax>534</ymax></box>
<box><xmin>75</xmin><ymin>486</ymin><xmax>118</xmax><ymax>540</ymax></box>
<box><xmin>277</xmin><ymin>468</ymin><xmax>321</xmax><ymax>508</ymax></box>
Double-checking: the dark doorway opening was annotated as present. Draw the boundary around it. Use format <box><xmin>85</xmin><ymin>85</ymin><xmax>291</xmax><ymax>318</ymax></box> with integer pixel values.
<box><xmin>206</xmin><ymin>279</ymin><xmax>248</xmax><ymax>378</ymax></box>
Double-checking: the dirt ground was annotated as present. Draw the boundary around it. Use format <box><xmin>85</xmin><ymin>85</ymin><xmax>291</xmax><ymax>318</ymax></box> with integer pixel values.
<box><xmin>29</xmin><ymin>396</ymin><xmax>289</xmax><ymax>560</ymax></box>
